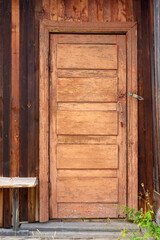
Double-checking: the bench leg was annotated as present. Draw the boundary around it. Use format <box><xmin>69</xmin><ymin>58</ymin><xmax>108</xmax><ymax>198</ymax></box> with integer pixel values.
<box><xmin>12</xmin><ymin>188</ymin><xmax>19</xmax><ymax>231</ymax></box>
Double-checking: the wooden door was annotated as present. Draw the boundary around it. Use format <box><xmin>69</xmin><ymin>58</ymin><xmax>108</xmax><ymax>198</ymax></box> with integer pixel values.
<box><xmin>49</xmin><ymin>34</ymin><xmax>126</xmax><ymax>218</ymax></box>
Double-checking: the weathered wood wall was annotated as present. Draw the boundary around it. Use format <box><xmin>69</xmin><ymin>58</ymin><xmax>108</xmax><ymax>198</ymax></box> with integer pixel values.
<box><xmin>0</xmin><ymin>0</ymin><xmax>154</xmax><ymax>227</ymax></box>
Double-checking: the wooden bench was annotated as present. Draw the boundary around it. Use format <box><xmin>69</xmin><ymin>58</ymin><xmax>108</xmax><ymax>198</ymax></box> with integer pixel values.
<box><xmin>0</xmin><ymin>177</ymin><xmax>38</xmax><ymax>231</ymax></box>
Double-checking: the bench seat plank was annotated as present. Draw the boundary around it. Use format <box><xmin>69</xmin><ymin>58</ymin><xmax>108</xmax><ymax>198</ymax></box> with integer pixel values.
<box><xmin>0</xmin><ymin>177</ymin><xmax>38</xmax><ymax>188</ymax></box>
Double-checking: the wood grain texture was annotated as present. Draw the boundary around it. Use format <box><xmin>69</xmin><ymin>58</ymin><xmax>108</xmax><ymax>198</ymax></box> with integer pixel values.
<box><xmin>2</xmin><ymin>0</ymin><xmax>11</xmax><ymax>228</ymax></box>
<box><xmin>126</xmin><ymin>0</ymin><xmax>133</xmax><ymax>21</ymax></box>
<box><xmin>58</xmin><ymin>103</ymin><xmax>117</xmax><ymax>111</ymax></box>
<box><xmin>57</xmin><ymin>135</ymin><xmax>117</xmax><ymax>145</ymax></box>
<box><xmin>0</xmin><ymin>0</ymin><xmax>3</xmax><ymax>178</ymax></box>
<box><xmin>10</xmin><ymin>0</ymin><xmax>20</xmax><ymax>177</ymax></box>
<box><xmin>19</xmin><ymin>0</ymin><xmax>29</xmax><ymax>222</ymax></box>
<box><xmin>3</xmin><ymin>189</ymin><xmax>11</xmax><ymax>228</ymax></box>
<box><xmin>127</xmin><ymin>25</ymin><xmax>138</xmax><ymax>210</ymax></box>
<box><xmin>58</xmin><ymin>203</ymin><xmax>117</xmax><ymax>218</ymax></box>
<box><xmin>42</xmin><ymin>0</ymin><xmax>50</xmax><ymax>19</ymax></box>
<box><xmin>97</xmin><ymin>0</ymin><xmax>103</xmax><ymax>22</ymax></box>
<box><xmin>39</xmin><ymin>21</ymin><xmax>49</xmax><ymax>222</ymax></box>
<box><xmin>27</xmin><ymin>1</ymin><xmax>36</xmax><ymax>223</ymax></box>
<box><xmin>57</xmin><ymin>69</ymin><xmax>117</xmax><ymax>78</ymax></box>
<box><xmin>88</xmin><ymin>0</ymin><xmax>96</xmax><ymax>22</ymax></box>
<box><xmin>19</xmin><ymin>0</ymin><xmax>28</xmax><ymax>177</ymax></box>
<box><xmin>57</xmin><ymin>145</ymin><xmax>118</xmax><ymax>169</ymax></box>
<box><xmin>80</xmin><ymin>0</ymin><xmax>88</xmax><ymax>21</ymax></box>
<box><xmin>133</xmin><ymin>0</ymin><xmax>153</xmax><ymax>207</ymax></box>
<box><xmin>57</xmin><ymin>44</ymin><xmax>117</xmax><ymax>69</ymax></box>
<box><xmin>28</xmin><ymin>187</ymin><xmax>36</xmax><ymax>222</ymax></box>
<box><xmin>50</xmin><ymin>0</ymin><xmax>57</xmax><ymax>20</ymax></box>
<box><xmin>57</xmin><ymin>77</ymin><xmax>117</xmax><ymax>102</ymax></box>
<box><xmin>57</xmin><ymin>34</ymin><xmax>117</xmax><ymax>44</ymax></box>
<box><xmin>118</xmin><ymin>0</ymin><xmax>126</xmax><ymax>22</ymax></box>
<box><xmin>111</xmin><ymin>0</ymin><xmax>118</xmax><ymax>21</ymax></box>
<box><xmin>57</xmin><ymin>178</ymin><xmax>118</xmax><ymax>202</ymax></box>
<box><xmin>57</xmin><ymin>111</ymin><xmax>118</xmax><ymax>135</ymax></box>
<box><xmin>57</xmin><ymin>170</ymin><xmax>117</xmax><ymax>178</ymax></box>
<box><xmin>49</xmin><ymin>34</ymin><xmax>58</xmax><ymax>218</ymax></box>
<box><xmin>0</xmin><ymin>177</ymin><xmax>38</xmax><ymax>188</ymax></box>
<box><xmin>116</xmin><ymin>35</ymin><xmax>127</xmax><ymax>216</ymax></box>
<box><xmin>72</xmin><ymin>0</ymin><xmax>80</xmax><ymax>21</ymax></box>
<box><xmin>153</xmin><ymin>0</ymin><xmax>160</xmax><ymax>193</ymax></box>
<box><xmin>3</xmin><ymin>0</ymin><xmax>11</xmax><ymax>178</ymax></box>
<box><xmin>58</xmin><ymin>0</ymin><xmax>65</xmax><ymax>21</ymax></box>
<box><xmin>103</xmin><ymin>0</ymin><xmax>111</xmax><ymax>22</ymax></box>
<box><xmin>0</xmin><ymin>189</ymin><xmax>3</xmax><ymax>227</ymax></box>
<box><xmin>37</xmin><ymin>2</ymin><xmax>151</xmax><ymax>221</ymax></box>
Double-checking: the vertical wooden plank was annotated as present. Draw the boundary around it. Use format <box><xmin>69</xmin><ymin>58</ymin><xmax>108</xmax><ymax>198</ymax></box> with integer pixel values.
<box><xmin>19</xmin><ymin>0</ymin><xmax>28</xmax><ymax>178</ymax></box>
<box><xmin>27</xmin><ymin>0</ymin><xmax>36</xmax><ymax>223</ymax></box>
<box><xmin>19</xmin><ymin>0</ymin><xmax>28</xmax><ymax>222</ymax></box>
<box><xmin>50</xmin><ymin>34</ymin><xmax>58</xmax><ymax>218</ymax></box>
<box><xmin>153</xmin><ymin>0</ymin><xmax>160</xmax><ymax>192</ymax></box>
<box><xmin>111</xmin><ymin>0</ymin><xmax>118</xmax><ymax>21</ymax></box>
<box><xmin>39</xmin><ymin>22</ymin><xmax>49</xmax><ymax>222</ymax></box>
<box><xmin>127</xmin><ymin>25</ymin><xmax>138</xmax><ymax>210</ymax></box>
<box><xmin>35</xmin><ymin>185</ymin><xmax>39</xmax><ymax>221</ymax></box>
<box><xmin>3</xmin><ymin>0</ymin><xmax>12</xmax><ymax>228</ymax></box>
<box><xmin>12</xmin><ymin>188</ymin><xmax>19</xmax><ymax>231</ymax></box>
<box><xmin>42</xmin><ymin>0</ymin><xmax>50</xmax><ymax>19</ymax></box>
<box><xmin>50</xmin><ymin>0</ymin><xmax>58</xmax><ymax>21</ymax></box>
<box><xmin>28</xmin><ymin>188</ymin><xmax>36</xmax><ymax>222</ymax></box>
<box><xmin>126</xmin><ymin>0</ymin><xmax>134</xmax><ymax>22</ymax></box>
<box><xmin>64</xmin><ymin>0</ymin><xmax>73</xmax><ymax>20</ymax></box>
<box><xmin>0</xmin><ymin>189</ymin><xmax>3</xmax><ymax>227</ymax></box>
<box><xmin>10</xmin><ymin>0</ymin><xmax>20</xmax><ymax>177</ymax></box>
<box><xmin>133</xmin><ymin>0</ymin><xmax>153</xmax><ymax>207</ymax></box>
<box><xmin>88</xmin><ymin>0</ymin><xmax>96</xmax><ymax>22</ymax></box>
<box><xmin>58</xmin><ymin>0</ymin><xmax>65</xmax><ymax>21</ymax></box>
<box><xmin>97</xmin><ymin>0</ymin><xmax>103</xmax><ymax>22</ymax></box>
<box><xmin>3</xmin><ymin>0</ymin><xmax>11</xmax><ymax>178</ymax></box>
<box><xmin>3</xmin><ymin>189</ymin><xmax>11</xmax><ymax>228</ymax></box>
<box><xmin>0</xmin><ymin>0</ymin><xmax>4</xmax><ymax>227</ymax></box>
<box><xmin>80</xmin><ymin>0</ymin><xmax>88</xmax><ymax>22</ymax></box>
<box><xmin>0</xmin><ymin>0</ymin><xmax>3</xmax><ymax>178</ymax></box>
<box><xmin>19</xmin><ymin>188</ymin><xmax>28</xmax><ymax>221</ymax></box>
<box><xmin>117</xmin><ymin>35</ymin><xmax>127</xmax><ymax>215</ymax></box>
<box><xmin>34</xmin><ymin>0</ymin><xmax>42</xmax><ymax>223</ymax></box>
<box><xmin>0</xmin><ymin>1</ymin><xmax>3</xmax><ymax>226</ymax></box>
<box><xmin>72</xmin><ymin>0</ymin><xmax>81</xmax><ymax>21</ymax></box>
<box><xmin>103</xmin><ymin>0</ymin><xmax>111</xmax><ymax>22</ymax></box>
<box><xmin>118</xmin><ymin>0</ymin><xmax>126</xmax><ymax>22</ymax></box>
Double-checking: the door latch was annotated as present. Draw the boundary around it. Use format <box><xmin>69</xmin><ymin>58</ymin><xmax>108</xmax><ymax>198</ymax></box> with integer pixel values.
<box><xmin>128</xmin><ymin>92</ymin><xmax>144</xmax><ymax>101</ymax></box>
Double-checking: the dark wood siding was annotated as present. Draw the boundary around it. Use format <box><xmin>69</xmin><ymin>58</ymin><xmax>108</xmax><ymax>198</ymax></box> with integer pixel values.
<box><xmin>0</xmin><ymin>0</ymin><xmax>11</xmax><ymax>228</ymax></box>
<box><xmin>0</xmin><ymin>0</ymin><xmax>154</xmax><ymax>225</ymax></box>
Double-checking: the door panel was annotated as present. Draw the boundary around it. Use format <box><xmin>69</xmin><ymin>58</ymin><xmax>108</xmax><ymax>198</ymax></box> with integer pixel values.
<box><xmin>57</xmin><ymin>77</ymin><xmax>117</xmax><ymax>102</ymax></box>
<box><xmin>57</xmin><ymin>178</ymin><xmax>118</xmax><ymax>202</ymax></box>
<box><xmin>50</xmin><ymin>34</ymin><xmax>126</xmax><ymax>218</ymax></box>
<box><xmin>57</xmin><ymin>44</ymin><xmax>117</xmax><ymax>69</ymax></box>
<box><xmin>57</xmin><ymin>111</ymin><xmax>118</xmax><ymax>135</ymax></box>
<box><xmin>57</xmin><ymin>145</ymin><xmax>118</xmax><ymax>169</ymax></box>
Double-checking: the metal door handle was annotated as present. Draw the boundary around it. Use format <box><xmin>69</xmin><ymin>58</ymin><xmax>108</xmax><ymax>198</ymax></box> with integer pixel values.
<box><xmin>128</xmin><ymin>92</ymin><xmax>144</xmax><ymax>101</ymax></box>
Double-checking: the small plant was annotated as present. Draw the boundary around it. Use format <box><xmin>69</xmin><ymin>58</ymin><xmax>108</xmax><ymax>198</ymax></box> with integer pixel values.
<box><xmin>118</xmin><ymin>184</ymin><xmax>160</xmax><ymax>239</ymax></box>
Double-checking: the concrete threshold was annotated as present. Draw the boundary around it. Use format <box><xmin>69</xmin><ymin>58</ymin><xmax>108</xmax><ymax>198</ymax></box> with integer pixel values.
<box><xmin>0</xmin><ymin>220</ymin><xmax>141</xmax><ymax>239</ymax></box>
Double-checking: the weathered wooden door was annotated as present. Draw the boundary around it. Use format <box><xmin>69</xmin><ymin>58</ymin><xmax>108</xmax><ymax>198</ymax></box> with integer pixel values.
<box><xmin>49</xmin><ymin>33</ymin><xmax>126</xmax><ymax>218</ymax></box>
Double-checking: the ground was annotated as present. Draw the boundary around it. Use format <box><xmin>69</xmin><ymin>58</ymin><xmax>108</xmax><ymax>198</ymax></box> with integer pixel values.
<box><xmin>0</xmin><ymin>220</ymin><xmax>142</xmax><ymax>239</ymax></box>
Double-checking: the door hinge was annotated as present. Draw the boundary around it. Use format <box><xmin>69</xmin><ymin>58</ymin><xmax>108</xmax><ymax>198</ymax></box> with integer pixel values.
<box><xmin>128</xmin><ymin>92</ymin><xmax>144</xmax><ymax>101</ymax></box>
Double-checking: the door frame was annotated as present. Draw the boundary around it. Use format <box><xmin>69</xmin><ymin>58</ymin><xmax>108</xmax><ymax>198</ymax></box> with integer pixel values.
<box><xmin>39</xmin><ymin>20</ymin><xmax>138</xmax><ymax>222</ymax></box>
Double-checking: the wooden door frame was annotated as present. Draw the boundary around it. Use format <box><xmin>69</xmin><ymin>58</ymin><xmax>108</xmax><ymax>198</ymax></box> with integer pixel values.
<box><xmin>39</xmin><ymin>20</ymin><xmax>138</xmax><ymax>222</ymax></box>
